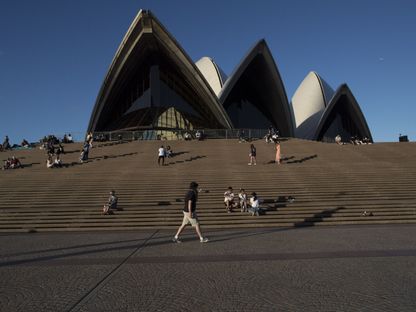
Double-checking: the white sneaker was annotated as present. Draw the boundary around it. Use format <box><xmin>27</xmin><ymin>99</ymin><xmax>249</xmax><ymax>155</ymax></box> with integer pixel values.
<box><xmin>248</xmin><ymin>163</ymin><xmax>252</xmax><ymax>165</ymax></box>
<box><xmin>200</xmin><ymin>237</ymin><xmax>209</xmax><ymax>243</ymax></box>
<box><xmin>172</xmin><ymin>237</ymin><xmax>182</xmax><ymax>243</ymax></box>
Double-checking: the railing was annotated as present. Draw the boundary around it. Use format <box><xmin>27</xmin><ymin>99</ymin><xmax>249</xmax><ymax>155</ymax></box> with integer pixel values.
<box><xmin>91</xmin><ymin>129</ymin><xmax>271</xmax><ymax>142</ymax></box>
<box><xmin>40</xmin><ymin>132</ymin><xmax>86</xmax><ymax>144</ymax></box>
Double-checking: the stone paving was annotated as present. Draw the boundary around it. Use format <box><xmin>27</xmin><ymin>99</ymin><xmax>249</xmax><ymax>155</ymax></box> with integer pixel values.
<box><xmin>1</xmin><ymin>225</ymin><xmax>416</xmax><ymax>311</ymax></box>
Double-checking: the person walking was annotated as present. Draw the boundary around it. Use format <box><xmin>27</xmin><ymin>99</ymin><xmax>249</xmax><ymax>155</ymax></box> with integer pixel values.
<box><xmin>173</xmin><ymin>182</ymin><xmax>209</xmax><ymax>243</ymax></box>
<box><xmin>158</xmin><ymin>145</ymin><xmax>165</xmax><ymax>166</ymax></box>
<box><xmin>248</xmin><ymin>144</ymin><xmax>257</xmax><ymax>165</ymax></box>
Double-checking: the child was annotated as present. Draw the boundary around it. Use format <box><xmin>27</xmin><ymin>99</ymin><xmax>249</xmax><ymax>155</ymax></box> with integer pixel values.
<box><xmin>249</xmin><ymin>192</ymin><xmax>261</xmax><ymax>216</ymax></box>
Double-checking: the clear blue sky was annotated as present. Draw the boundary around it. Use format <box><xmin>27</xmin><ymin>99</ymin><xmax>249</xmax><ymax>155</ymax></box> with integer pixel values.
<box><xmin>1</xmin><ymin>0</ymin><xmax>415</xmax><ymax>143</ymax></box>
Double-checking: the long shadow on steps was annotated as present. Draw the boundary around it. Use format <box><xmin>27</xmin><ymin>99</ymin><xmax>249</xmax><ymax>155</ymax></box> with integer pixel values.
<box><xmin>63</xmin><ymin>149</ymin><xmax>84</xmax><ymax>154</ymax></box>
<box><xmin>171</xmin><ymin>151</ymin><xmax>189</xmax><ymax>157</ymax></box>
<box><xmin>21</xmin><ymin>163</ymin><xmax>41</xmax><ymax>168</ymax></box>
<box><xmin>165</xmin><ymin>155</ymin><xmax>206</xmax><ymax>166</ymax></box>
<box><xmin>93</xmin><ymin>152</ymin><xmax>138</xmax><ymax>160</ymax></box>
<box><xmin>286</xmin><ymin>154</ymin><xmax>318</xmax><ymax>164</ymax></box>
<box><xmin>96</xmin><ymin>141</ymin><xmax>130</xmax><ymax>148</ymax></box>
<box><xmin>294</xmin><ymin>207</ymin><xmax>344</xmax><ymax>227</ymax></box>
<box><xmin>262</xmin><ymin>196</ymin><xmax>296</xmax><ymax>210</ymax></box>
<box><xmin>264</xmin><ymin>154</ymin><xmax>317</xmax><ymax>165</ymax></box>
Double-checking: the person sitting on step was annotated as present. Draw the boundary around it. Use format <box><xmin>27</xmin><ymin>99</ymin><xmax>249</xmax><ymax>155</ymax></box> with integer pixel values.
<box><xmin>224</xmin><ymin>186</ymin><xmax>235</xmax><ymax>213</ymax></box>
<box><xmin>184</xmin><ymin>131</ymin><xmax>192</xmax><ymax>141</ymax></box>
<box><xmin>10</xmin><ymin>156</ymin><xmax>22</xmax><ymax>169</ymax></box>
<box><xmin>54</xmin><ymin>154</ymin><xmax>63</xmax><ymax>168</ymax></box>
<box><xmin>195</xmin><ymin>130</ymin><xmax>203</xmax><ymax>141</ymax></box>
<box><xmin>335</xmin><ymin>134</ymin><xmax>342</xmax><ymax>145</ymax></box>
<box><xmin>238</xmin><ymin>188</ymin><xmax>248</xmax><ymax>212</ymax></box>
<box><xmin>56</xmin><ymin>143</ymin><xmax>65</xmax><ymax>155</ymax></box>
<box><xmin>46</xmin><ymin>155</ymin><xmax>56</xmax><ymax>168</ymax></box>
<box><xmin>21</xmin><ymin>139</ymin><xmax>30</xmax><ymax>148</ymax></box>
<box><xmin>2</xmin><ymin>158</ymin><xmax>11</xmax><ymax>170</ymax></box>
<box><xmin>67</xmin><ymin>133</ymin><xmax>73</xmax><ymax>143</ymax></box>
<box><xmin>103</xmin><ymin>190</ymin><xmax>119</xmax><ymax>215</ymax></box>
<box><xmin>166</xmin><ymin>145</ymin><xmax>173</xmax><ymax>158</ymax></box>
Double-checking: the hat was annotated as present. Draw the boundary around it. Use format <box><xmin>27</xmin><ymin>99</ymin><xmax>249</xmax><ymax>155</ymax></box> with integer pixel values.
<box><xmin>190</xmin><ymin>181</ymin><xmax>199</xmax><ymax>188</ymax></box>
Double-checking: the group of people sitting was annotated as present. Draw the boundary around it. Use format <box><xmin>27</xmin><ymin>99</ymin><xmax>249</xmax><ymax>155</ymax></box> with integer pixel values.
<box><xmin>46</xmin><ymin>155</ymin><xmax>63</xmax><ymax>168</ymax></box>
<box><xmin>46</xmin><ymin>139</ymin><xmax>65</xmax><ymax>168</ymax></box>
<box><xmin>350</xmin><ymin>136</ymin><xmax>372</xmax><ymax>145</ymax></box>
<box><xmin>265</xmin><ymin>126</ymin><xmax>280</xmax><ymax>143</ymax></box>
<box><xmin>224</xmin><ymin>186</ymin><xmax>262</xmax><ymax>216</ymax></box>
<box><xmin>62</xmin><ymin>133</ymin><xmax>74</xmax><ymax>144</ymax></box>
<box><xmin>183</xmin><ymin>130</ymin><xmax>204</xmax><ymax>141</ymax></box>
<box><xmin>2</xmin><ymin>156</ymin><xmax>22</xmax><ymax>170</ymax></box>
<box><xmin>94</xmin><ymin>133</ymin><xmax>108</xmax><ymax>142</ymax></box>
<box><xmin>0</xmin><ymin>136</ymin><xmax>35</xmax><ymax>151</ymax></box>
<box><xmin>335</xmin><ymin>134</ymin><xmax>372</xmax><ymax>145</ymax></box>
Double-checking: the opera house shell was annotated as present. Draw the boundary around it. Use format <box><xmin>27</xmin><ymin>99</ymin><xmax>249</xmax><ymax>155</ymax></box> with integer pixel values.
<box><xmin>88</xmin><ymin>9</ymin><xmax>372</xmax><ymax>142</ymax></box>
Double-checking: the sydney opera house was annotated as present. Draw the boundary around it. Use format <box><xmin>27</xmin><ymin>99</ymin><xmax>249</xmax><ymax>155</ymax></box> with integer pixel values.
<box><xmin>88</xmin><ymin>10</ymin><xmax>372</xmax><ymax>142</ymax></box>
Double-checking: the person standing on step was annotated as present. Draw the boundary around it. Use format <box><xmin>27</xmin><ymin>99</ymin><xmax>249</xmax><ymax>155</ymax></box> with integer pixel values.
<box><xmin>248</xmin><ymin>144</ymin><xmax>257</xmax><ymax>165</ymax></box>
<box><xmin>86</xmin><ymin>132</ymin><xmax>94</xmax><ymax>146</ymax></box>
<box><xmin>274</xmin><ymin>139</ymin><xmax>281</xmax><ymax>165</ymax></box>
<box><xmin>173</xmin><ymin>181</ymin><xmax>209</xmax><ymax>243</ymax></box>
<box><xmin>158</xmin><ymin>145</ymin><xmax>165</xmax><ymax>166</ymax></box>
<box><xmin>80</xmin><ymin>141</ymin><xmax>91</xmax><ymax>163</ymax></box>
<box><xmin>249</xmin><ymin>192</ymin><xmax>261</xmax><ymax>216</ymax></box>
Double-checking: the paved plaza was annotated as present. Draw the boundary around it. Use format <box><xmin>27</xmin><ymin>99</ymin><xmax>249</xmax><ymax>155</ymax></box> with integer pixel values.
<box><xmin>1</xmin><ymin>225</ymin><xmax>416</xmax><ymax>311</ymax></box>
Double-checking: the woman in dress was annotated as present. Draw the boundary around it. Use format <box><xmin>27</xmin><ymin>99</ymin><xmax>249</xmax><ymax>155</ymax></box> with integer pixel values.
<box><xmin>275</xmin><ymin>140</ymin><xmax>281</xmax><ymax>165</ymax></box>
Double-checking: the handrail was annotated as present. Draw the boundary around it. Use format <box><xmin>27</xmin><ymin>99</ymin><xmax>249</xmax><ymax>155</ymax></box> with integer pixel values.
<box><xmin>91</xmin><ymin>129</ymin><xmax>271</xmax><ymax>142</ymax></box>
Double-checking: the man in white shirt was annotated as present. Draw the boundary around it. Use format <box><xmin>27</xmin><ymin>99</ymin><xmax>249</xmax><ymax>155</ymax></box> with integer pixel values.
<box><xmin>158</xmin><ymin>145</ymin><xmax>166</xmax><ymax>166</ymax></box>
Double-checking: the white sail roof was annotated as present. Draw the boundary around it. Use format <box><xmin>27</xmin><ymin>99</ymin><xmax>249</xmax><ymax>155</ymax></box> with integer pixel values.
<box><xmin>195</xmin><ymin>57</ymin><xmax>227</xmax><ymax>97</ymax></box>
<box><xmin>291</xmin><ymin>71</ymin><xmax>334</xmax><ymax>139</ymax></box>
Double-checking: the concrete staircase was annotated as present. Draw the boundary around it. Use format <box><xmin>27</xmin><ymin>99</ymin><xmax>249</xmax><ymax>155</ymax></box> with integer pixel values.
<box><xmin>1</xmin><ymin>139</ymin><xmax>415</xmax><ymax>232</ymax></box>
